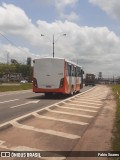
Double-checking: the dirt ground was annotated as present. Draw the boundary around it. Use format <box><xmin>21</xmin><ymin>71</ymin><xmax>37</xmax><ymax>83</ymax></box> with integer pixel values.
<box><xmin>66</xmin><ymin>86</ymin><xmax>116</xmax><ymax>160</ymax></box>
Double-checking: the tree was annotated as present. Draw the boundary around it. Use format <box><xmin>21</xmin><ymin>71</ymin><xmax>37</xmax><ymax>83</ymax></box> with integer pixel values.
<box><xmin>0</xmin><ymin>63</ymin><xmax>33</xmax><ymax>82</ymax></box>
<box><xmin>11</xmin><ymin>59</ymin><xmax>18</xmax><ymax>64</ymax></box>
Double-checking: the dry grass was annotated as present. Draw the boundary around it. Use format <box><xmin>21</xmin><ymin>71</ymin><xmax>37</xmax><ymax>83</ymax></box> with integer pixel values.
<box><xmin>111</xmin><ymin>84</ymin><xmax>120</xmax><ymax>151</ymax></box>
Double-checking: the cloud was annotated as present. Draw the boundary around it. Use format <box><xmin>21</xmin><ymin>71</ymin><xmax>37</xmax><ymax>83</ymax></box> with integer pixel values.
<box><xmin>89</xmin><ymin>0</ymin><xmax>120</xmax><ymax>21</ymax></box>
<box><xmin>55</xmin><ymin>0</ymin><xmax>79</xmax><ymax>22</ymax></box>
<box><xmin>0</xmin><ymin>44</ymin><xmax>41</xmax><ymax>64</ymax></box>
<box><xmin>33</xmin><ymin>20</ymin><xmax>120</xmax><ymax>75</ymax></box>
<box><xmin>59</xmin><ymin>11</ymin><xmax>79</xmax><ymax>22</ymax></box>
<box><xmin>38</xmin><ymin>0</ymin><xmax>78</xmax><ymax>8</ymax></box>
<box><xmin>0</xmin><ymin>3</ymin><xmax>44</xmax><ymax>47</ymax></box>
<box><xmin>0</xmin><ymin>3</ymin><xmax>120</xmax><ymax>76</ymax></box>
<box><xmin>55</xmin><ymin>0</ymin><xmax>78</xmax><ymax>10</ymax></box>
<box><xmin>0</xmin><ymin>3</ymin><xmax>31</xmax><ymax>31</ymax></box>
<box><xmin>33</xmin><ymin>0</ymin><xmax>79</xmax><ymax>21</ymax></box>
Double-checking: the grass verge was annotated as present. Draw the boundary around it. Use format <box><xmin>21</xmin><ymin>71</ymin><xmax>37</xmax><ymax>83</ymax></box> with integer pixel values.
<box><xmin>0</xmin><ymin>83</ymin><xmax>32</xmax><ymax>92</ymax></box>
<box><xmin>111</xmin><ymin>84</ymin><xmax>120</xmax><ymax>151</ymax></box>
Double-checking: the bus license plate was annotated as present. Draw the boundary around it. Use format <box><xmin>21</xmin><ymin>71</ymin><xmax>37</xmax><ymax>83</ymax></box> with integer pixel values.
<box><xmin>46</xmin><ymin>85</ymin><xmax>51</xmax><ymax>88</ymax></box>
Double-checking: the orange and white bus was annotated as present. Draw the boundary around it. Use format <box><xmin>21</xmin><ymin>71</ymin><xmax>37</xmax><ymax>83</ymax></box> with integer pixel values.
<box><xmin>33</xmin><ymin>57</ymin><xmax>84</xmax><ymax>96</ymax></box>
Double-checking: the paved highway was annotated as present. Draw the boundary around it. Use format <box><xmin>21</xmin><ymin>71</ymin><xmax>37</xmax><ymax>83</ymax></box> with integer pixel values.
<box><xmin>0</xmin><ymin>86</ymin><xmax>92</xmax><ymax>124</ymax></box>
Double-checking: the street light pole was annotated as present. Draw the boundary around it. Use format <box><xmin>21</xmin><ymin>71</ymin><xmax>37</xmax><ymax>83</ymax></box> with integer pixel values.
<box><xmin>41</xmin><ymin>33</ymin><xmax>66</xmax><ymax>58</ymax></box>
<box><xmin>53</xmin><ymin>34</ymin><xmax>54</xmax><ymax>58</ymax></box>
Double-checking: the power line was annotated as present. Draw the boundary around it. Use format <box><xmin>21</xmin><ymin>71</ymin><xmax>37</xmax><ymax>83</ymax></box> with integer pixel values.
<box><xmin>0</xmin><ymin>32</ymin><xmax>29</xmax><ymax>54</ymax></box>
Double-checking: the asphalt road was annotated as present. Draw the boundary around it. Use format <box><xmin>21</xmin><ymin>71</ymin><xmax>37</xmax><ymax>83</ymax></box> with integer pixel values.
<box><xmin>0</xmin><ymin>86</ymin><xmax>92</xmax><ymax>124</ymax></box>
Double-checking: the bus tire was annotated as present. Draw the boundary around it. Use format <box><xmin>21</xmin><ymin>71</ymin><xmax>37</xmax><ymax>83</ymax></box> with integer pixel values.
<box><xmin>70</xmin><ymin>85</ymin><xmax>74</xmax><ymax>96</ymax></box>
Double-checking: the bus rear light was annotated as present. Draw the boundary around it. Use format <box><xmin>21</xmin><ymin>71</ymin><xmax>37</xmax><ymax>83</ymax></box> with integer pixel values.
<box><xmin>33</xmin><ymin>78</ymin><xmax>38</xmax><ymax>88</ymax></box>
<box><xmin>59</xmin><ymin>78</ymin><xmax>64</xmax><ymax>88</ymax></box>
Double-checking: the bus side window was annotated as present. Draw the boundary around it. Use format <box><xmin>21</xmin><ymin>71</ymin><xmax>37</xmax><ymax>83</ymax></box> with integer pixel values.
<box><xmin>76</xmin><ymin>67</ymin><xmax>79</xmax><ymax>77</ymax></box>
<box><xmin>72</xmin><ymin>65</ymin><xmax>76</xmax><ymax>77</ymax></box>
<box><xmin>68</xmin><ymin>65</ymin><xmax>71</xmax><ymax>76</ymax></box>
<box><xmin>71</xmin><ymin>65</ymin><xmax>74</xmax><ymax>76</ymax></box>
<box><xmin>75</xmin><ymin>67</ymin><xmax>77</xmax><ymax>77</ymax></box>
<box><xmin>78</xmin><ymin>68</ymin><xmax>81</xmax><ymax>77</ymax></box>
<box><xmin>66</xmin><ymin>63</ymin><xmax>71</xmax><ymax>76</ymax></box>
<box><xmin>65</xmin><ymin>63</ymin><xmax>69</xmax><ymax>76</ymax></box>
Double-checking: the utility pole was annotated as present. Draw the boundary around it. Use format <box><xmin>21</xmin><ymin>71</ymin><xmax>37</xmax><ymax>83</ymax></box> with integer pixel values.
<box><xmin>53</xmin><ymin>34</ymin><xmax>54</xmax><ymax>58</ymax></box>
<box><xmin>7</xmin><ymin>52</ymin><xmax>9</xmax><ymax>64</ymax></box>
<box><xmin>41</xmin><ymin>33</ymin><xmax>66</xmax><ymax>58</ymax></box>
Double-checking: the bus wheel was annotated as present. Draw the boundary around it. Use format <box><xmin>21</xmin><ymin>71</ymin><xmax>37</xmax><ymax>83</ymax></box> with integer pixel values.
<box><xmin>77</xmin><ymin>90</ymin><xmax>80</xmax><ymax>94</ymax></box>
<box><xmin>70</xmin><ymin>91</ymin><xmax>73</xmax><ymax>96</ymax></box>
<box><xmin>70</xmin><ymin>86</ymin><xmax>74</xmax><ymax>96</ymax></box>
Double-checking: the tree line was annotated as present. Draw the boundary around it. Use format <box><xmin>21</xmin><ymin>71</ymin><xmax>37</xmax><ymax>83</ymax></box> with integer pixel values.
<box><xmin>0</xmin><ymin>63</ymin><xmax>33</xmax><ymax>82</ymax></box>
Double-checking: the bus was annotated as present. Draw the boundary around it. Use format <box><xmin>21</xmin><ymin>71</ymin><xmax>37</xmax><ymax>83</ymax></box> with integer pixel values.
<box><xmin>33</xmin><ymin>57</ymin><xmax>84</xmax><ymax>96</ymax></box>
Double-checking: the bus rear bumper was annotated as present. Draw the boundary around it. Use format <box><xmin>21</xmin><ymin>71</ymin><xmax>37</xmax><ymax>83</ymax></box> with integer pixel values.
<box><xmin>33</xmin><ymin>87</ymin><xmax>65</xmax><ymax>94</ymax></box>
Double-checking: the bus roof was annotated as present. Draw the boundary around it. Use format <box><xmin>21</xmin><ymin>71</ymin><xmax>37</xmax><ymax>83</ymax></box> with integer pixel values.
<box><xmin>34</xmin><ymin>57</ymin><xmax>82</xmax><ymax>68</ymax></box>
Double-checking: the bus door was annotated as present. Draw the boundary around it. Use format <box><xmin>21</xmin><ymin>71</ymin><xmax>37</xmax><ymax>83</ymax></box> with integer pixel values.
<box><xmin>69</xmin><ymin>64</ymin><xmax>75</xmax><ymax>93</ymax></box>
<box><xmin>80</xmin><ymin>69</ymin><xmax>84</xmax><ymax>88</ymax></box>
<box><xmin>66</xmin><ymin>63</ymin><xmax>75</xmax><ymax>93</ymax></box>
<box><xmin>69</xmin><ymin>64</ymin><xmax>72</xmax><ymax>89</ymax></box>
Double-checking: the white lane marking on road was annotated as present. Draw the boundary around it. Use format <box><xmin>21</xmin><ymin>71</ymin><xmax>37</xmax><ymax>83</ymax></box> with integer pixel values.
<box><xmin>10</xmin><ymin>100</ymin><xmax>40</xmax><ymax>109</ymax></box>
<box><xmin>79</xmin><ymin>95</ymin><xmax>106</xmax><ymax>99</ymax></box>
<box><xmin>0</xmin><ymin>140</ymin><xmax>5</xmax><ymax>145</ymax></box>
<box><xmin>33</xmin><ymin>113</ymin><xmax>88</xmax><ymax>125</ymax></box>
<box><xmin>63</xmin><ymin>102</ymin><xmax>100</xmax><ymax>109</ymax></box>
<box><xmin>69</xmin><ymin>100</ymin><xmax>102</xmax><ymax>105</ymax></box>
<box><xmin>0</xmin><ymin>143</ymin><xmax>40</xmax><ymax>151</ymax></box>
<box><xmin>0</xmin><ymin>99</ymin><xmax>19</xmax><ymax>104</ymax></box>
<box><xmin>72</xmin><ymin>98</ymin><xmax>102</xmax><ymax>103</ymax></box>
<box><xmin>55</xmin><ymin>105</ymin><xmax>97</xmax><ymax>113</ymax></box>
<box><xmin>73</xmin><ymin>95</ymin><xmax>102</xmax><ymax>101</ymax></box>
<box><xmin>46</xmin><ymin>108</ymin><xmax>93</xmax><ymax>118</ymax></box>
<box><xmin>11</xmin><ymin>122</ymin><xmax>80</xmax><ymax>139</ymax></box>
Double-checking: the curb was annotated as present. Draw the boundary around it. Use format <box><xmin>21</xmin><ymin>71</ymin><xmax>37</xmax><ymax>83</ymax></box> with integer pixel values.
<box><xmin>0</xmin><ymin>123</ymin><xmax>13</xmax><ymax>131</ymax></box>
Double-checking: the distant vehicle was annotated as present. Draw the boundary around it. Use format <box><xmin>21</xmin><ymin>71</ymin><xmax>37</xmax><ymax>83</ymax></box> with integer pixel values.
<box><xmin>20</xmin><ymin>80</ymin><xmax>28</xmax><ymax>84</ymax></box>
<box><xmin>85</xmin><ymin>73</ymin><xmax>96</xmax><ymax>86</ymax></box>
<box><xmin>33</xmin><ymin>57</ymin><xmax>84</xmax><ymax>96</ymax></box>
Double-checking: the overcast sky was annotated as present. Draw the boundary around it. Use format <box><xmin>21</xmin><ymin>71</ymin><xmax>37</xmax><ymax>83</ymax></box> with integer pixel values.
<box><xmin>0</xmin><ymin>0</ymin><xmax>120</xmax><ymax>77</ymax></box>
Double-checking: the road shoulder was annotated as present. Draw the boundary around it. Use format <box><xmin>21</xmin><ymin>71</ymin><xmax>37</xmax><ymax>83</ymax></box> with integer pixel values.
<box><xmin>66</xmin><ymin>87</ymin><xmax>116</xmax><ymax>160</ymax></box>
